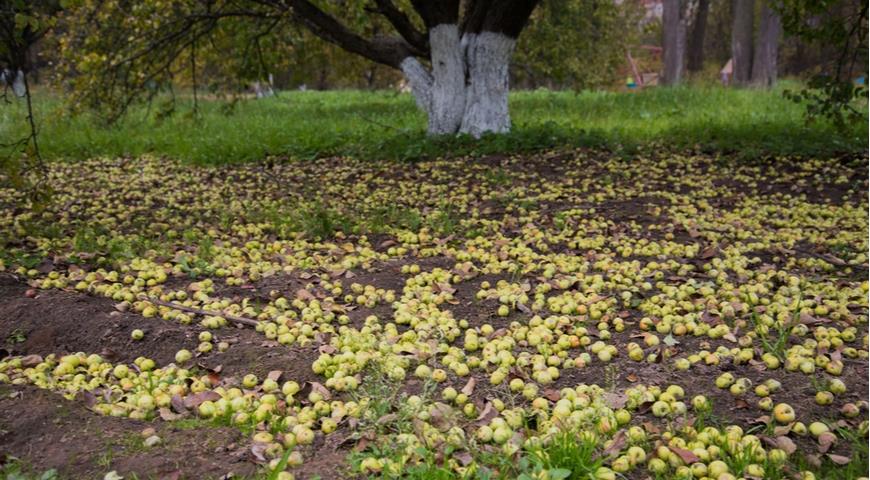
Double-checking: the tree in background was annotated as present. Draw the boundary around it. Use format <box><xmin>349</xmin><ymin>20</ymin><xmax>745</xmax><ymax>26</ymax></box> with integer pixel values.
<box><xmin>730</xmin><ymin>0</ymin><xmax>754</xmax><ymax>85</ymax></box>
<box><xmin>750</xmin><ymin>1</ymin><xmax>781</xmax><ymax>86</ymax></box>
<box><xmin>661</xmin><ymin>0</ymin><xmax>688</xmax><ymax>85</ymax></box>
<box><xmin>57</xmin><ymin>0</ymin><xmax>545</xmax><ymax>137</ymax></box>
<box><xmin>513</xmin><ymin>0</ymin><xmax>642</xmax><ymax>90</ymax></box>
<box><xmin>1</xmin><ymin>0</ymin><xmax>62</xmax><ymax>195</ymax></box>
<box><xmin>687</xmin><ymin>0</ymin><xmax>711</xmax><ymax>73</ymax></box>
<box><xmin>777</xmin><ymin>0</ymin><xmax>867</xmax><ymax>130</ymax></box>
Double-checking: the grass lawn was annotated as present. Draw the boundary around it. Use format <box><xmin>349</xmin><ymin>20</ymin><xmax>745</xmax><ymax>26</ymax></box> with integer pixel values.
<box><xmin>1</xmin><ymin>82</ymin><xmax>865</xmax><ymax>164</ymax></box>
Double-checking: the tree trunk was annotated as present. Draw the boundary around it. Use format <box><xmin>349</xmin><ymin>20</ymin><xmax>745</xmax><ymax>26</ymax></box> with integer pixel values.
<box><xmin>662</xmin><ymin>0</ymin><xmax>687</xmax><ymax>85</ymax></box>
<box><xmin>687</xmin><ymin>0</ymin><xmax>710</xmax><ymax>72</ymax></box>
<box><xmin>751</xmin><ymin>2</ymin><xmax>781</xmax><ymax>87</ymax></box>
<box><xmin>731</xmin><ymin>0</ymin><xmax>754</xmax><ymax>85</ymax></box>
<box><xmin>429</xmin><ymin>24</ymin><xmax>467</xmax><ymax>134</ymax></box>
<box><xmin>460</xmin><ymin>32</ymin><xmax>515</xmax><ymax>136</ymax></box>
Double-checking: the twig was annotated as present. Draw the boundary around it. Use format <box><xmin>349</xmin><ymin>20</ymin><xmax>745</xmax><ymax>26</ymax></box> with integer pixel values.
<box><xmin>138</xmin><ymin>294</ymin><xmax>260</xmax><ymax>327</ymax></box>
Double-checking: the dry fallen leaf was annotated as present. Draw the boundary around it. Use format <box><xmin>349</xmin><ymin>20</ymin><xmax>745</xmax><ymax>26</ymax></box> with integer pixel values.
<box><xmin>601</xmin><ymin>430</ymin><xmax>626</xmax><ymax>458</ymax></box>
<box><xmin>817</xmin><ymin>432</ymin><xmax>837</xmax><ymax>453</ymax></box>
<box><xmin>776</xmin><ymin>436</ymin><xmax>797</xmax><ymax>455</ymax></box>
<box><xmin>461</xmin><ymin>377</ymin><xmax>476</xmax><ymax>396</ymax></box>
<box><xmin>182</xmin><ymin>391</ymin><xmax>221</xmax><ymax>409</ymax></box>
<box><xmin>827</xmin><ymin>454</ymin><xmax>851</xmax><ymax>465</ymax></box>
<box><xmin>669</xmin><ymin>445</ymin><xmax>700</xmax><ymax>464</ymax></box>
<box><xmin>603</xmin><ymin>392</ymin><xmax>628</xmax><ymax>409</ymax></box>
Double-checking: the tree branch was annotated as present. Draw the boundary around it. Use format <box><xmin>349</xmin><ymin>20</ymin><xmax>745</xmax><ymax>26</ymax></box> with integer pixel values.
<box><xmin>286</xmin><ymin>0</ymin><xmax>413</xmax><ymax>67</ymax></box>
<box><xmin>371</xmin><ymin>0</ymin><xmax>429</xmax><ymax>55</ymax></box>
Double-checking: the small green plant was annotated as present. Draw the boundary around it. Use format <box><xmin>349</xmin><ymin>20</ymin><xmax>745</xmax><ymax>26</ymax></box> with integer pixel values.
<box><xmin>5</xmin><ymin>329</ymin><xmax>26</xmax><ymax>344</ymax></box>
<box><xmin>522</xmin><ymin>430</ymin><xmax>602</xmax><ymax>480</ymax></box>
<box><xmin>0</xmin><ymin>457</ymin><xmax>57</xmax><ymax>480</ymax></box>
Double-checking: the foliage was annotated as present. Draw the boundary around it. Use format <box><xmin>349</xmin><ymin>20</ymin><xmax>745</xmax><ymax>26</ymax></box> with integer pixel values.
<box><xmin>0</xmin><ymin>0</ymin><xmax>61</xmax><ymax>200</ymax></box>
<box><xmin>0</xmin><ymin>85</ymin><xmax>864</xmax><ymax>166</ymax></box>
<box><xmin>513</xmin><ymin>0</ymin><xmax>643</xmax><ymax>90</ymax></box>
<box><xmin>776</xmin><ymin>0</ymin><xmax>868</xmax><ymax>129</ymax></box>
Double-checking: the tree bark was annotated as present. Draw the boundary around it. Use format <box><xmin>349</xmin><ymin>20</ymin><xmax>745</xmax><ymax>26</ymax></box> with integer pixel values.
<box><xmin>687</xmin><ymin>0</ymin><xmax>710</xmax><ymax>72</ymax></box>
<box><xmin>460</xmin><ymin>32</ymin><xmax>515</xmax><ymax>136</ymax></box>
<box><xmin>662</xmin><ymin>0</ymin><xmax>687</xmax><ymax>85</ymax></box>
<box><xmin>285</xmin><ymin>0</ymin><xmax>539</xmax><ymax>137</ymax></box>
<box><xmin>751</xmin><ymin>1</ymin><xmax>781</xmax><ymax>87</ymax></box>
<box><xmin>731</xmin><ymin>0</ymin><xmax>754</xmax><ymax>85</ymax></box>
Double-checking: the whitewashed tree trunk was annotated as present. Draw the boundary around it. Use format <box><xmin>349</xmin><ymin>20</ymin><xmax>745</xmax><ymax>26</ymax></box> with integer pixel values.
<box><xmin>460</xmin><ymin>32</ymin><xmax>514</xmax><ymax>137</ymax></box>
<box><xmin>428</xmin><ymin>24</ymin><xmax>467</xmax><ymax>134</ymax></box>
<box><xmin>398</xmin><ymin>31</ymin><xmax>518</xmax><ymax>137</ymax></box>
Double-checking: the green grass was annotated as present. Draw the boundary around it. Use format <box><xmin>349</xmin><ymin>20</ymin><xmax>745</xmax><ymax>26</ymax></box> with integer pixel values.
<box><xmin>0</xmin><ymin>457</ymin><xmax>58</xmax><ymax>480</ymax></box>
<box><xmin>1</xmin><ymin>82</ymin><xmax>866</xmax><ymax>165</ymax></box>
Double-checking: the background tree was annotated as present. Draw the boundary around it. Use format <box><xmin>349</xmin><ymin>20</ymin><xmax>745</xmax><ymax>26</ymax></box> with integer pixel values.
<box><xmin>57</xmin><ymin>0</ymin><xmax>543</xmax><ymax>137</ymax></box>
<box><xmin>750</xmin><ymin>1</ymin><xmax>781</xmax><ymax>86</ymax></box>
<box><xmin>513</xmin><ymin>0</ymin><xmax>642</xmax><ymax>90</ymax></box>
<box><xmin>1</xmin><ymin>0</ymin><xmax>62</xmax><ymax>196</ymax></box>
<box><xmin>777</xmin><ymin>0</ymin><xmax>867</xmax><ymax>130</ymax></box>
<box><xmin>687</xmin><ymin>0</ymin><xmax>711</xmax><ymax>73</ymax></box>
<box><xmin>661</xmin><ymin>0</ymin><xmax>688</xmax><ymax>85</ymax></box>
<box><xmin>730</xmin><ymin>0</ymin><xmax>754</xmax><ymax>85</ymax></box>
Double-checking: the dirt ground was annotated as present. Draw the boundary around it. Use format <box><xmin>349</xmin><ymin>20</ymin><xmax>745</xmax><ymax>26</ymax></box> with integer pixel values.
<box><xmin>0</xmin><ymin>149</ymin><xmax>867</xmax><ymax>479</ymax></box>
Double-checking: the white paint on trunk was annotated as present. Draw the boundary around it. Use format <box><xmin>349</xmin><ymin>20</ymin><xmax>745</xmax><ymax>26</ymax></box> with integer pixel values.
<box><xmin>400</xmin><ymin>56</ymin><xmax>433</xmax><ymax>113</ymax></box>
<box><xmin>460</xmin><ymin>32</ymin><xmax>515</xmax><ymax>138</ymax></box>
<box><xmin>428</xmin><ymin>24</ymin><xmax>467</xmax><ymax>135</ymax></box>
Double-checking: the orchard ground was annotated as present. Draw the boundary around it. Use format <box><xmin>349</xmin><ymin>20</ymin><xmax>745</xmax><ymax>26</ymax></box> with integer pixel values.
<box><xmin>0</xmin><ymin>87</ymin><xmax>868</xmax><ymax>480</ymax></box>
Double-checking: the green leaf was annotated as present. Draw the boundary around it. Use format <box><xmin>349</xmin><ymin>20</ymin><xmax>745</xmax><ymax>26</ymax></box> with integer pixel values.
<box><xmin>548</xmin><ymin>468</ymin><xmax>572</xmax><ymax>480</ymax></box>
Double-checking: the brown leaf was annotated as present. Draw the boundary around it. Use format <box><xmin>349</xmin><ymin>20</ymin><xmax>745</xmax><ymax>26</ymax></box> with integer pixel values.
<box><xmin>170</xmin><ymin>394</ymin><xmax>188</xmax><ymax>413</ymax></box>
<box><xmin>475</xmin><ymin>402</ymin><xmax>498</xmax><ymax>425</ymax></box>
<box><xmin>776</xmin><ymin>436</ymin><xmax>797</xmax><ymax>455</ymax></box>
<box><xmin>601</xmin><ymin>430</ymin><xmax>627</xmax><ymax>458</ymax></box>
<box><xmin>266</xmin><ymin>370</ymin><xmax>283</xmax><ymax>382</ymax></box>
<box><xmin>20</xmin><ymin>354</ymin><xmax>43</xmax><ymax>367</ymax></box>
<box><xmin>454</xmin><ymin>451</ymin><xmax>474</xmax><ymax>466</ymax></box>
<box><xmin>353</xmin><ymin>437</ymin><xmax>370</xmax><ymax>453</ymax></box>
<box><xmin>517</xmin><ymin>303</ymin><xmax>531</xmax><ymax>314</ymax></box>
<box><xmin>376</xmin><ymin>413</ymin><xmax>398</xmax><ymax>425</ymax></box>
<box><xmin>827</xmin><ymin>454</ymin><xmax>851</xmax><ymax>465</ymax></box>
<box><xmin>818</xmin><ymin>432</ymin><xmax>837</xmax><ymax>453</ymax></box>
<box><xmin>700</xmin><ymin>246</ymin><xmax>719</xmax><ymax>259</ymax></box>
<box><xmin>295</xmin><ymin>289</ymin><xmax>315</xmax><ymax>301</ymax></box>
<box><xmin>543</xmin><ymin>389</ymin><xmax>561</xmax><ymax>402</ymax></box>
<box><xmin>603</xmin><ymin>392</ymin><xmax>628</xmax><ymax>409</ymax></box>
<box><xmin>159</xmin><ymin>407</ymin><xmax>184</xmax><ymax>421</ymax></box>
<box><xmin>799</xmin><ymin>312</ymin><xmax>823</xmax><ymax>325</ymax></box>
<box><xmin>318</xmin><ymin>344</ymin><xmax>337</xmax><ymax>354</ymax></box>
<box><xmin>429</xmin><ymin>402</ymin><xmax>454</xmax><ymax>431</ymax></box>
<box><xmin>250</xmin><ymin>442</ymin><xmax>269</xmax><ymax>462</ymax></box>
<box><xmin>805</xmin><ymin>454</ymin><xmax>822</xmax><ymax>468</ymax></box>
<box><xmin>820</xmin><ymin>254</ymin><xmax>847</xmax><ymax>266</ymax></box>
<box><xmin>307</xmin><ymin>381</ymin><xmax>331</xmax><ymax>401</ymax></box>
<box><xmin>626</xmin><ymin>373</ymin><xmax>639</xmax><ymax>382</ymax></box>
<box><xmin>751</xmin><ymin>416</ymin><xmax>771</xmax><ymax>425</ymax></box>
<box><xmin>183</xmin><ymin>391</ymin><xmax>221</xmax><ymax>409</ymax></box>
<box><xmin>461</xmin><ymin>378</ymin><xmax>476</xmax><ymax>396</ymax></box>
<box><xmin>669</xmin><ymin>445</ymin><xmax>700</xmax><ymax>464</ymax></box>
<box><xmin>642</xmin><ymin>421</ymin><xmax>660</xmax><ymax>434</ymax></box>
<box><xmin>734</xmin><ymin>398</ymin><xmax>750</xmax><ymax>409</ymax></box>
